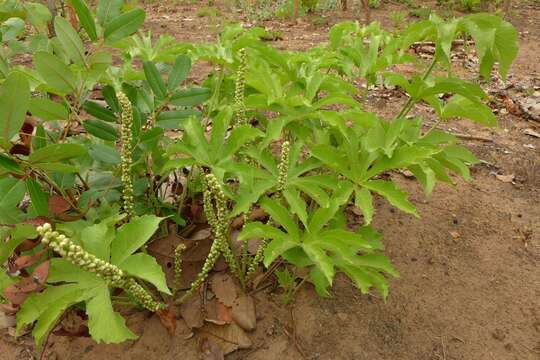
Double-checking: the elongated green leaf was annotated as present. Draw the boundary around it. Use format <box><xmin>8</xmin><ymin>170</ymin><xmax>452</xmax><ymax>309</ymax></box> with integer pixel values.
<box><xmin>168</xmin><ymin>55</ymin><xmax>191</xmax><ymax>91</ymax></box>
<box><xmin>442</xmin><ymin>95</ymin><xmax>496</xmax><ymax>126</ymax></box>
<box><xmin>0</xmin><ymin>154</ymin><xmax>22</xmax><ymax>174</ymax></box>
<box><xmin>83</xmin><ymin>101</ymin><xmax>117</xmax><ymax>122</ymax></box>
<box><xmin>171</xmin><ymin>87</ymin><xmax>211</xmax><ymax>106</ymax></box>
<box><xmin>29</xmin><ymin>143</ymin><xmax>86</xmax><ymax>163</ymax></box>
<box><xmin>54</xmin><ymin>16</ymin><xmax>86</xmax><ymax>65</ymax></box>
<box><xmin>70</xmin><ymin>0</ymin><xmax>97</xmax><ymax>42</ymax></box>
<box><xmin>33</xmin><ymin>162</ymin><xmax>79</xmax><ymax>173</ymax></box>
<box><xmin>0</xmin><ymin>72</ymin><xmax>30</xmax><ymax>146</ymax></box>
<box><xmin>283</xmin><ymin>188</ymin><xmax>308</xmax><ymax>226</ymax></box>
<box><xmin>104</xmin><ymin>8</ymin><xmax>145</xmax><ymax>44</ymax></box>
<box><xmin>0</xmin><ymin>178</ymin><xmax>26</xmax><ymax>209</ymax></box>
<box><xmin>111</xmin><ymin>215</ymin><xmax>163</xmax><ymax>265</ymax></box>
<box><xmin>364</xmin><ymin>180</ymin><xmax>418</xmax><ymax>216</ymax></box>
<box><xmin>26</xmin><ymin>178</ymin><xmax>49</xmax><ymax>216</ymax></box>
<box><xmin>143</xmin><ymin>61</ymin><xmax>167</xmax><ymax>99</ymax></box>
<box><xmin>97</xmin><ymin>0</ymin><xmax>123</xmax><ymax>26</ymax></box>
<box><xmin>33</xmin><ymin>51</ymin><xmax>76</xmax><ymax>94</ymax></box>
<box><xmin>28</xmin><ymin>97</ymin><xmax>68</xmax><ymax>121</ymax></box>
<box><xmin>88</xmin><ymin>144</ymin><xmax>120</xmax><ymax>164</ymax></box>
<box><xmin>260</xmin><ymin>197</ymin><xmax>300</xmax><ymax>238</ymax></box>
<box><xmin>302</xmin><ymin>242</ymin><xmax>335</xmax><ymax>284</ymax></box>
<box><xmin>119</xmin><ymin>253</ymin><xmax>171</xmax><ymax>294</ymax></box>
<box><xmin>355</xmin><ymin>186</ymin><xmax>373</xmax><ymax>225</ymax></box>
<box><xmin>83</xmin><ymin>119</ymin><xmax>118</xmax><ymax>141</ymax></box>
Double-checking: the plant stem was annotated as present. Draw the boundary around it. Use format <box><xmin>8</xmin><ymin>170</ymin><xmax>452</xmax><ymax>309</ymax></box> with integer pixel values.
<box><xmin>394</xmin><ymin>57</ymin><xmax>437</xmax><ymax>120</ymax></box>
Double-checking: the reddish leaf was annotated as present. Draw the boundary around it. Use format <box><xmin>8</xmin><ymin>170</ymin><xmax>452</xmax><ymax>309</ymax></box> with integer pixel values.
<box><xmin>22</xmin><ymin>217</ymin><xmax>50</xmax><ymax>227</ymax></box>
<box><xmin>15</xmin><ymin>239</ymin><xmax>40</xmax><ymax>252</ymax></box>
<box><xmin>9</xmin><ymin>144</ymin><xmax>30</xmax><ymax>156</ymax></box>
<box><xmin>3</xmin><ymin>277</ymin><xmax>44</xmax><ymax>305</ymax></box>
<box><xmin>156</xmin><ymin>307</ymin><xmax>177</xmax><ymax>335</ymax></box>
<box><xmin>48</xmin><ymin>195</ymin><xmax>71</xmax><ymax>215</ymax></box>
<box><xmin>10</xmin><ymin>248</ymin><xmax>47</xmax><ymax>273</ymax></box>
<box><xmin>19</xmin><ymin>121</ymin><xmax>34</xmax><ymax>147</ymax></box>
<box><xmin>216</xmin><ymin>301</ymin><xmax>233</xmax><ymax>324</ymax></box>
<box><xmin>32</xmin><ymin>260</ymin><xmax>50</xmax><ymax>285</ymax></box>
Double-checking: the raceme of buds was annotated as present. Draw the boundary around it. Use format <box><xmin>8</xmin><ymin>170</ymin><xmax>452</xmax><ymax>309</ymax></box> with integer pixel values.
<box><xmin>277</xmin><ymin>141</ymin><xmax>290</xmax><ymax>194</ymax></box>
<box><xmin>173</xmin><ymin>243</ymin><xmax>186</xmax><ymax>293</ymax></box>
<box><xmin>233</xmin><ymin>48</ymin><xmax>248</xmax><ymax>127</ymax></box>
<box><xmin>117</xmin><ymin>91</ymin><xmax>134</xmax><ymax>219</ymax></box>
<box><xmin>37</xmin><ymin>223</ymin><xmax>165</xmax><ymax>312</ymax></box>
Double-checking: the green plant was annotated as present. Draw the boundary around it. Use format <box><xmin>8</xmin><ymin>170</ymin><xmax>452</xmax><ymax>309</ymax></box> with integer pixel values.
<box><xmin>0</xmin><ymin>0</ymin><xmax>519</xmax><ymax>352</ymax></box>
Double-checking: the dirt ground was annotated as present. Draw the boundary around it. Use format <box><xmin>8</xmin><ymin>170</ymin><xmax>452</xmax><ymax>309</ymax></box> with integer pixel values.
<box><xmin>2</xmin><ymin>1</ymin><xmax>539</xmax><ymax>359</ymax></box>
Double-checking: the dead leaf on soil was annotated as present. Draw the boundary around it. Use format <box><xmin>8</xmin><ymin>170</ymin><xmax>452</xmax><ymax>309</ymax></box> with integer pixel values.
<box><xmin>210</xmin><ymin>273</ymin><xmax>237</xmax><ymax>307</ymax></box>
<box><xmin>200</xmin><ymin>322</ymin><xmax>252</xmax><ymax>355</ymax></box>
<box><xmin>156</xmin><ymin>307</ymin><xmax>177</xmax><ymax>335</ymax></box>
<box><xmin>495</xmin><ymin>173</ymin><xmax>515</xmax><ymax>183</ymax></box>
<box><xmin>502</xmin><ymin>96</ymin><xmax>522</xmax><ymax>116</ymax></box>
<box><xmin>200</xmin><ymin>337</ymin><xmax>225</xmax><ymax>360</ymax></box>
<box><xmin>231</xmin><ymin>296</ymin><xmax>256</xmax><ymax>331</ymax></box>
<box><xmin>449</xmin><ymin>231</ymin><xmax>461</xmax><ymax>241</ymax></box>
<box><xmin>0</xmin><ymin>311</ymin><xmax>16</xmax><ymax>329</ymax></box>
<box><xmin>524</xmin><ymin>128</ymin><xmax>540</xmax><ymax>138</ymax></box>
<box><xmin>48</xmin><ymin>195</ymin><xmax>71</xmax><ymax>215</ymax></box>
<box><xmin>204</xmin><ymin>299</ymin><xmax>232</xmax><ymax>325</ymax></box>
<box><xmin>4</xmin><ymin>261</ymin><xmax>50</xmax><ymax>305</ymax></box>
<box><xmin>180</xmin><ymin>294</ymin><xmax>204</xmax><ymax>329</ymax></box>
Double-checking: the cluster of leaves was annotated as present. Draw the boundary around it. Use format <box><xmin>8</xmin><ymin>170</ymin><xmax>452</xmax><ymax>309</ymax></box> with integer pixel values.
<box><xmin>0</xmin><ymin>0</ymin><xmax>518</xmax><ymax>352</ymax></box>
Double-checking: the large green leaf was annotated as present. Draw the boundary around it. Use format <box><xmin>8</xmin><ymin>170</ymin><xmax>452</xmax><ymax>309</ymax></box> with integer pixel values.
<box><xmin>83</xmin><ymin>119</ymin><xmax>118</xmax><ymax>141</ymax></box>
<box><xmin>26</xmin><ymin>178</ymin><xmax>49</xmax><ymax>216</ymax></box>
<box><xmin>110</xmin><ymin>215</ymin><xmax>163</xmax><ymax>265</ymax></box>
<box><xmin>104</xmin><ymin>8</ymin><xmax>146</xmax><ymax>44</ymax></box>
<box><xmin>85</xmin><ymin>285</ymin><xmax>138</xmax><ymax>343</ymax></box>
<box><xmin>0</xmin><ymin>72</ymin><xmax>30</xmax><ymax>147</ymax></box>
<box><xmin>70</xmin><ymin>0</ymin><xmax>97</xmax><ymax>42</ymax></box>
<box><xmin>54</xmin><ymin>16</ymin><xmax>86</xmax><ymax>65</ymax></box>
<box><xmin>28</xmin><ymin>97</ymin><xmax>68</xmax><ymax>121</ymax></box>
<box><xmin>33</xmin><ymin>51</ymin><xmax>76</xmax><ymax>94</ymax></box>
<box><xmin>29</xmin><ymin>143</ymin><xmax>86</xmax><ymax>163</ymax></box>
<box><xmin>143</xmin><ymin>61</ymin><xmax>167</xmax><ymax>99</ymax></box>
<box><xmin>171</xmin><ymin>87</ymin><xmax>211</xmax><ymax>106</ymax></box>
<box><xmin>96</xmin><ymin>0</ymin><xmax>123</xmax><ymax>26</ymax></box>
<box><xmin>364</xmin><ymin>180</ymin><xmax>418</xmax><ymax>216</ymax></box>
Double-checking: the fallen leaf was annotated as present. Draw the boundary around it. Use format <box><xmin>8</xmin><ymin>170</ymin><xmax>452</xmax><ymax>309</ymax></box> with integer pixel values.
<box><xmin>210</xmin><ymin>273</ymin><xmax>237</xmax><ymax>307</ymax></box>
<box><xmin>449</xmin><ymin>231</ymin><xmax>460</xmax><ymax>241</ymax></box>
<box><xmin>200</xmin><ymin>337</ymin><xmax>225</xmax><ymax>360</ymax></box>
<box><xmin>48</xmin><ymin>195</ymin><xmax>71</xmax><ymax>216</ymax></box>
<box><xmin>215</xmin><ymin>301</ymin><xmax>233</xmax><ymax>324</ymax></box>
<box><xmin>0</xmin><ymin>312</ymin><xmax>16</xmax><ymax>329</ymax></box>
<box><xmin>231</xmin><ymin>296</ymin><xmax>256</xmax><ymax>331</ymax></box>
<box><xmin>58</xmin><ymin>309</ymin><xmax>88</xmax><ymax>336</ymax></box>
<box><xmin>22</xmin><ymin>217</ymin><xmax>50</xmax><ymax>227</ymax></box>
<box><xmin>524</xmin><ymin>128</ymin><xmax>540</xmax><ymax>138</ymax></box>
<box><xmin>3</xmin><ymin>277</ymin><xmax>44</xmax><ymax>305</ymax></box>
<box><xmin>502</xmin><ymin>96</ymin><xmax>522</xmax><ymax>116</ymax></box>
<box><xmin>495</xmin><ymin>174</ymin><xmax>515</xmax><ymax>183</ymax></box>
<box><xmin>200</xmin><ymin>322</ymin><xmax>252</xmax><ymax>355</ymax></box>
<box><xmin>9</xmin><ymin>248</ymin><xmax>47</xmax><ymax>273</ymax></box>
<box><xmin>180</xmin><ymin>293</ymin><xmax>204</xmax><ymax>329</ymax></box>
<box><xmin>156</xmin><ymin>307</ymin><xmax>177</xmax><ymax>335</ymax></box>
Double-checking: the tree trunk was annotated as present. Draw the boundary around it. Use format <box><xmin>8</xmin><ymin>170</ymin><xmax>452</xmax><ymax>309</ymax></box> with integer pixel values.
<box><xmin>293</xmin><ymin>0</ymin><xmax>299</xmax><ymax>18</ymax></box>
<box><xmin>341</xmin><ymin>0</ymin><xmax>347</xmax><ymax>11</ymax></box>
<box><xmin>361</xmin><ymin>0</ymin><xmax>370</xmax><ymax>24</ymax></box>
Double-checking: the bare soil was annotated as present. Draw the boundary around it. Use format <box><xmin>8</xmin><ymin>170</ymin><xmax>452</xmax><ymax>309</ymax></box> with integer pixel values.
<box><xmin>2</xmin><ymin>1</ymin><xmax>539</xmax><ymax>359</ymax></box>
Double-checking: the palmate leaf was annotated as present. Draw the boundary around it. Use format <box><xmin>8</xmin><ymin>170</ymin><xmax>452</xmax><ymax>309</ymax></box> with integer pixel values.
<box><xmin>17</xmin><ymin>215</ymin><xmax>168</xmax><ymax>347</ymax></box>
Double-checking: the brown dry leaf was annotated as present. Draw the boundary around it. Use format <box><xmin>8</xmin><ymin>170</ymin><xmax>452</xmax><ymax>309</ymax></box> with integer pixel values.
<box><xmin>10</xmin><ymin>248</ymin><xmax>47</xmax><ymax>273</ymax></box>
<box><xmin>502</xmin><ymin>97</ymin><xmax>522</xmax><ymax>116</ymax></box>
<box><xmin>15</xmin><ymin>239</ymin><xmax>40</xmax><ymax>252</ymax></box>
<box><xmin>210</xmin><ymin>273</ymin><xmax>237</xmax><ymax>307</ymax></box>
<box><xmin>200</xmin><ymin>322</ymin><xmax>252</xmax><ymax>355</ymax></box>
<box><xmin>48</xmin><ymin>195</ymin><xmax>71</xmax><ymax>215</ymax></box>
<box><xmin>0</xmin><ymin>311</ymin><xmax>16</xmax><ymax>329</ymax></box>
<box><xmin>200</xmin><ymin>337</ymin><xmax>225</xmax><ymax>360</ymax></box>
<box><xmin>22</xmin><ymin>217</ymin><xmax>50</xmax><ymax>227</ymax></box>
<box><xmin>231</xmin><ymin>296</ymin><xmax>256</xmax><ymax>331</ymax></box>
<box><xmin>4</xmin><ymin>277</ymin><xmax>44</xmax><ymax>305</ymax></box>
<box><xmin>58</xmin><ymin>310</ymin><xmax>88</xmax><ymax>336</ymax></box>
<box><xmin>215</xmin><ymin>301</ymin><xmax>233</xmax><ymax>324</ymax></box>
<box><xmin>156</xmin><ymin>308</ymin><xmax>177</xmax><ymax>335</ymax></box>
<box><xmin>180</xmin><ymin>294</ymin><xmax>204</xmax><ymax>329</ymax></box>
<box><xmin>524</xmin><ymin>128</ymin><xmax>540</xmax><ymax>138</ymax></box>
<box><xmin>495</xmin><ymin>174</ymin><xmax>515</xmax><ymax>183</ymax></box>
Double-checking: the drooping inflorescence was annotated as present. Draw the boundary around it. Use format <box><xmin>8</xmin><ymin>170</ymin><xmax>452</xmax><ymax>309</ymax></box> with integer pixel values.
<box><xmin>117</xmin><ymin>92</ymin><xmax>135</xmax><ymax>219</ymax></box>
<box><xmin>37</xmin><ymin>223</ymin><xmax>164</xmax><ymax>312</ymax></box>
<box><xmin>277</xmin><ymin>141</ymin><xmax>290</xmax><ymax>194</ymax></box>
<box><xmin>173</xmin><ymin>243</ymin><xmax>186</xmax><ymax>294</ymax></box>
<box><xmin>233</xmin><ymin>48</ymin><xmax>248</xmax><ymax>127</ymax></box>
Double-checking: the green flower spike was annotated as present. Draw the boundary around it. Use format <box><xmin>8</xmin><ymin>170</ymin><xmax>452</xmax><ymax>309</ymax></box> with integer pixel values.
<box><xmin>117</xmin><ymin>91</ymin><xmax>135</xmax><ymax>219</ymax></box>
<box><xmin>37</xmin><ymin>223</ymin><xmax>165</xmax><ymax>312</ymax></box>
<box><xmin>277</xmin><ymin>141</ymin><xmax>290</xmax><ymax>194</ymax></box>
<box><xmin>233</xmin><ymin>48</ymin><xmax>248</xmax><ymax>127</ymax></box>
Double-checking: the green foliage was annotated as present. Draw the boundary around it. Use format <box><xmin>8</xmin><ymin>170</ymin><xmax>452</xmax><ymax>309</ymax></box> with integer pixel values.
<box><xmin>0</xmin><ymin>0</ymin><xmax>520</xmax><ymax>351</ymax></box>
